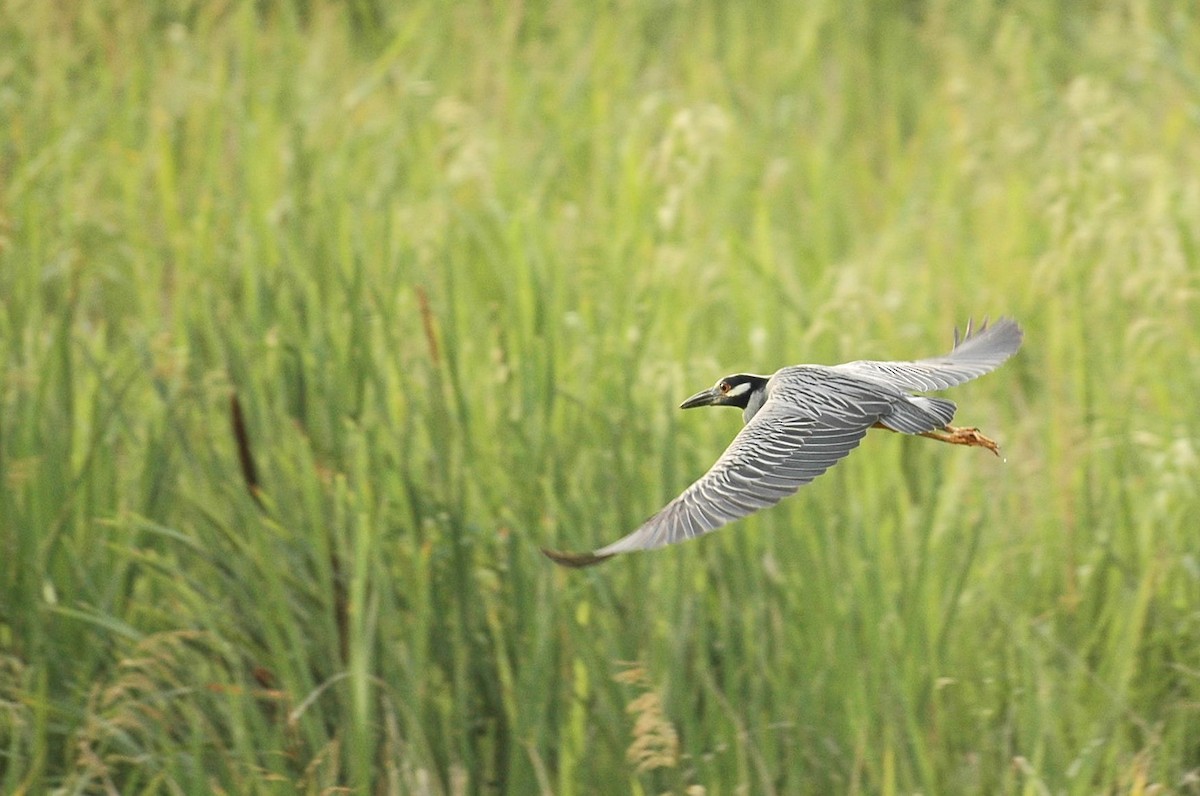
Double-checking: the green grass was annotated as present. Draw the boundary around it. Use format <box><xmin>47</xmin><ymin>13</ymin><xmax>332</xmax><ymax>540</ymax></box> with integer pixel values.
<box><xmin>3</xmin><ymin>0</ymin><xmax>1200</xmax><ymax>792</ymax></box>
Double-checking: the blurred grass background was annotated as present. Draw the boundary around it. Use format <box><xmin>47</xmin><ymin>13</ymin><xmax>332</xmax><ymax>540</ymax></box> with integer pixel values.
<box><xmin>2</xmin><ymin>0</ymin><xmax>1200</xmax><ymax>792</ymax></box>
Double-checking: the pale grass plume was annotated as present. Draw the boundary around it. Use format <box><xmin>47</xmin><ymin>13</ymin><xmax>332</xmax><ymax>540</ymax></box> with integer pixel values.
<box><xmin>0</xmin><ymin>654</ymin><xmax>32</xmax><ymax>761</ymax></box>
<box><xmin>645</xmin><ymin>103</ymin><xmax>732</xmax><ymax>231</ymax></box>
<box><xmin>614</xmin><ymin>663</ymin><xmax>679</xmax><ymax>774</ymax></box>
<box><xmin>433</xmin><ymin>96</ymin><xmax>496</xmax><ymax>194</ymax></box>
<box><xmin>63</xmin><ymin>630</ymin><xmax>295</xmax><ymax>792</ymax></box>
<box><xmin>68</xmin><ymin>630</ymin><xmax>217</xmax><ymax>791</ymax></box>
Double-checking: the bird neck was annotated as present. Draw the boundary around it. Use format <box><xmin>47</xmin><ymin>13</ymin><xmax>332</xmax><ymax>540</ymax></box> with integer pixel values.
<box><xmin>741</xmin><ymin>379</ymin><xmax>770</xmax><ymax>423</ymax></box>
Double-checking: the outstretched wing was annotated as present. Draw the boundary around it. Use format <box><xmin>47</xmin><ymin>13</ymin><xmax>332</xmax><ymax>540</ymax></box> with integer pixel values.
<box><xmin>833</xmin><ymin>317</ymin><xmax>1023</xmax><ymax>392</ymax></box>
<box><xmin>543</xmin><ymin>375</ymin><xmax>892</xmax><ymax>567</ymax></box>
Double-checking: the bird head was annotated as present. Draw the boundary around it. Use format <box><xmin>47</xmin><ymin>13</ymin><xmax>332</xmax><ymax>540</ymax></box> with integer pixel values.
<box><xmin>680</xmin><ymin>374</ymin><xmax>770</xmax><ymax>411</ymax></box>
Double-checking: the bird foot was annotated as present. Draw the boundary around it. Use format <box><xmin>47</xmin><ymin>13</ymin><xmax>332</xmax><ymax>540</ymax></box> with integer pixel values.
<box><xmin>920</xmin><ymin>425</ymin><xmax>1001</xmax><ymax>457</ymax></box>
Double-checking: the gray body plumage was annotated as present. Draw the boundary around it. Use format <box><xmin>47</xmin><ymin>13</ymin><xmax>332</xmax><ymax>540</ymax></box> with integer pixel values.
<box><xmin>545</xmin><ymin>318</ymin><xmax>1023</xmax><ymax>566</ymax></box>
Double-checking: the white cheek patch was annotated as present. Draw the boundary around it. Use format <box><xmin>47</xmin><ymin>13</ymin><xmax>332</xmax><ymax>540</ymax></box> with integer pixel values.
<box><xmin>725</xmin><ymin>382</ymin><xmax>751</xmax><ymax>398</ymax></box>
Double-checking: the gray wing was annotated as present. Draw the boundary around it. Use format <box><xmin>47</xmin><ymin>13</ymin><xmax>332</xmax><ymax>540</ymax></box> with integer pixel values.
<box><xmin>543</xmin><ymin>377</ymin><xmax>892</xmax><ymax>567</ymax></box>
<box><xmin>833</xmin><ymin>317</ymin><xmax>1023</xmax><ymax>392</ymax></box>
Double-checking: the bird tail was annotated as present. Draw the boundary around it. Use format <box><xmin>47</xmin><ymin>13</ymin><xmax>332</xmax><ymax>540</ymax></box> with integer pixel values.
<box><xmin>835</xmin><ymin>317</ymin><xmax>1023</xmax><ymax>393</ymax></box>
<box><xmin>943</xmin><ymin>317</ymin><xmax>1024</xmax><ymax>371</ymax></box>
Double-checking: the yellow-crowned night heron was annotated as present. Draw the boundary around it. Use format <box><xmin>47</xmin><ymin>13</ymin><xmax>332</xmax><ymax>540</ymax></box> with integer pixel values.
<box><xmin>543</xmin><ymin>318</ymin><xmax>1023</xmax><ymax>567</ymax></box>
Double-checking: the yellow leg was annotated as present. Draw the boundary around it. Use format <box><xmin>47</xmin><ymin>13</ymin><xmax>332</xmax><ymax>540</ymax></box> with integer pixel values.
<box><xmin>919</xmin><ymin>424</ymin><xmax>1001</xmax><ymax>456</ymax></box>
